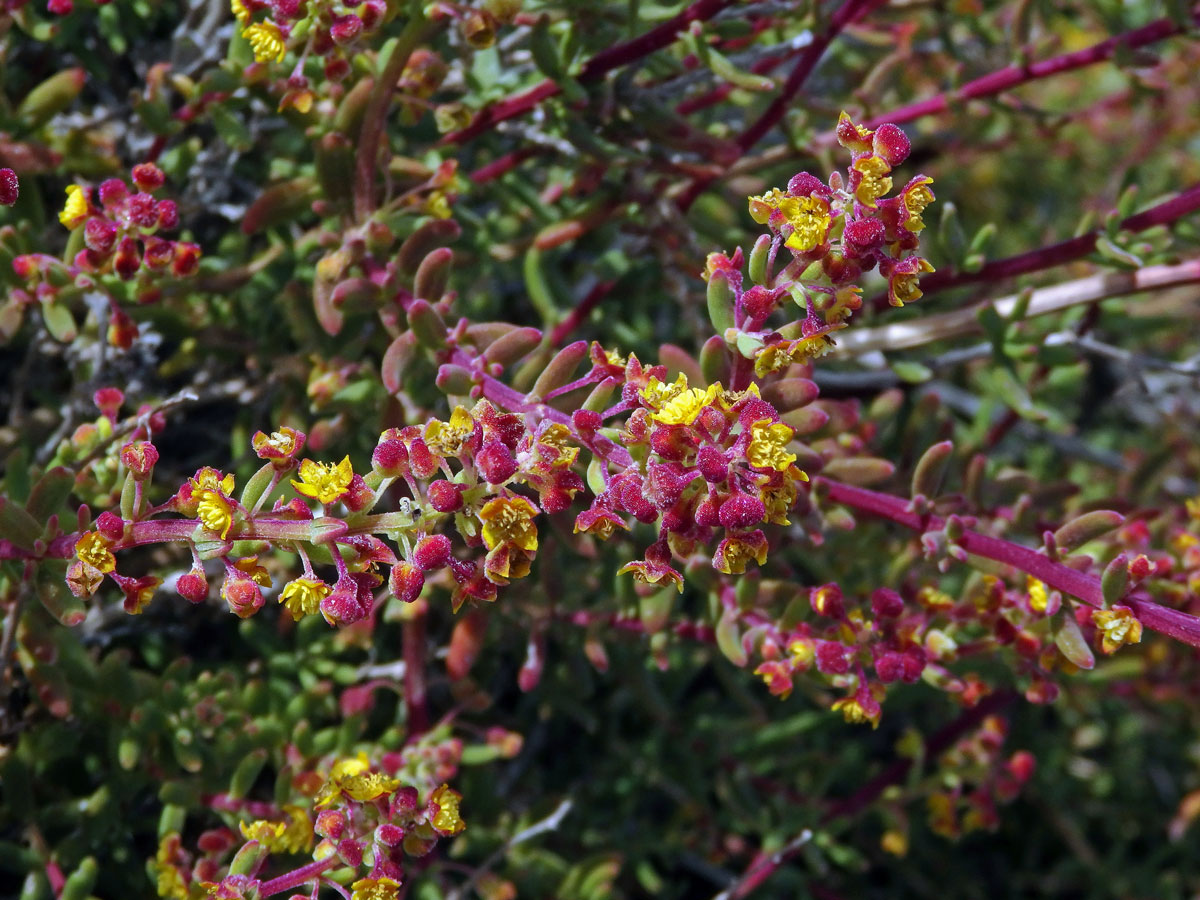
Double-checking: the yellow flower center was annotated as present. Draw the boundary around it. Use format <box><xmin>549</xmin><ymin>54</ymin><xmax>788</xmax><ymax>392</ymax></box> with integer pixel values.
<box><xmin>780</xmin><ymin>195</ymin><xmax>831</xmax><ymax>253</ymax></box>
<box><xmin>292</xmin><ymin>456</ymin><xmax>354</xmax><ymax>504</ymax></box>
<box><xmin>853</xmin><ymin>155</ymin><xmax>893</xmax><ymax>208</ymax></box>
<box><xmin>479</xmin><ymin>496</ymin><xmax>538</xmax><ymax>552</ymax></box>
<box><xmin>746</xmin><ymin>419</ymin><xmax>797</xmax><ymax>472</ymax></box>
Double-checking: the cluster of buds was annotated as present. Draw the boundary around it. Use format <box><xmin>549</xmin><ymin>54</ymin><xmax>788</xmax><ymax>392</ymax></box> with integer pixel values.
<box><xmin>722</xmin><ymin>112</ymin><xmax>935</xmax><ymax>378</ymax></box>
<box><xmin>155</xmin><ymin>750</ymin><xmax>466</xmax><ymax>900</ymax></box>
<box><xmin>11</xmin><ymin>163</ymin><xmax>199</xmax><ymax>347</ymax></box>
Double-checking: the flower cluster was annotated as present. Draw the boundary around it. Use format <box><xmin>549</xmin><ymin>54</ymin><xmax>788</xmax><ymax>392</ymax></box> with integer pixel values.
<box><xmin>10</xmin><ymin>163</ymin><xmax>199</xmax><ymax>347</ymax></box>
<box><xmin>155</xmin><ymin>747</ymin><xmax>467</xmax><ymax>900</ymax></box>
<box><xmin>736</xmin><ymin>112</ymin><xmax>936</xmax><ymax>376</ymax></box>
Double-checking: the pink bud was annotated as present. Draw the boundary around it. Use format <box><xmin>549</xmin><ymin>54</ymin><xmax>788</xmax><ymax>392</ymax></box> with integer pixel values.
<box><xmin>870</xmin><ymin>587</ymin><xmax>904</xmax><ymax>618</ymax></box>
<box><xmin>389</xmin><ymin>562</ymin><xmax>425</xmax><ymax>604</ymax></box>
<box><xmin>156</xmin><ymin>199</ymin><xmax>179</xmax><ymax>229</ymax></box>
<box><xmin>131</xmin><ymin>163</ymin><xmax>165</xmax><ymax>192</ymax></box>
<box><xmin>413</xmin><ymin>534</ymin><xmax>452</xmax><ymax>571</ymax></box>
<box><xmin>84</xmin><ymin>217</ymin><xmax>118</xmax><ymax>254</ymax></box>
<box><xmin>314</xmin><ymin>810</ymin><xmax>345</xmax><ymax>840</ymax></box>
<box><xmin>126</xmin><ymin>192</ymin><xmax>158</xmax><ymax>228</ymax></box>
<box><xmin>0</xmin><ymin>168</ymin><xmax>18</xmax><ymax>206</ymax></box>
<box><xmin>329</xmin><ymin>13</ymin><xmax>363</xmax><ymax>45</ymax></box>
<box><xmin>142</xmin><ymin>236</ymin><xmax>174</xmax><ymax>269</ymax></box>
<box><xmin>873</xmin><ymin>123</ymin><xmax>911</xmax><ymax>166</ymax></box>
<box><xmin>718</xmin><ymin>492</ymin><xmax>765</xmax><ymax>529</ymax></box>
<box><xmin>809</xmin><ymin>583</ymin><xmax>844</xmax><ymax>618</ymax></box>
<box><xmin>572</xmin><ymin>409</ymin><xmax>602</xmax><ymax>432</ymax></box>
<box><xmin>815</xmin><ymin>641</ymin><xmax>851</xmax><ymax>675</ymax></box>
<box><xmin>372</xmin><ymin>438</ymin><xmax>409</xmax><ymax>475</ymax></box>
<box><xmin>98</xmin><ymin>178</ymin><xmax>129</xmax><ymax>209</ymax></box>
<box><xmin>120</xmin><ymin>441</ymin><xmax>159</xmax><ymax>479</ymax></box>
<box><xmin>93</xmin><ymin>387</ymin><xmax>124</xmax><ymax>420</ymax></box>
<box><xmin>843</xmin><ymin>217</ymin><xmax>885</xmax><ymax>256</ymax></box>
<box><xmin>171</xmin><ymin>242</ymin><xmax>200</xmax><ymax>276</ymax></box>
<box><xmin>427</xmin><ymin>479</ymin><xmax>463</xmax><ymax>512</ymax></box>
<box><xmin>787</xmin><ymin>172</ymin><xmax>830</xmax><ymax>197</ymax></box>
<box><xmin>176</xmin><ymin>569</ymin><xmax>209</xmax><ymax>604</ymax></box>
<box><xmin>697</xmin><ymin>446</ymin><xmax>728</xmax><ymax>483</ymax></box>
<box><xmin>476</xmin><ymin>440</ymin><xmax>517</xmax><ymax>484</ymax></box>
<box><xmin>223</xmin><ymin>577</ymin><xmax>264</xmax><ymax>618</ymax></box>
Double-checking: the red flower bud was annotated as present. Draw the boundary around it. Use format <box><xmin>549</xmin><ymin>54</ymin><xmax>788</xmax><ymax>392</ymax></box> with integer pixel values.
<box><xmin>324</xmin><ymin>57</ymin><xmax>351</xmax><ymax>81</ymax></box>
<box><xmin>718</xmin><ymin>492</ymin><xmax>765</xmax><ymax>529</ymax></box>
<box><xmin>114</xmin><ymin>236</ymin><xmax>141</xmax><ymax>280</ymax></box>
<box><xmin>336</xmin><ymin>839</ymin><xmax>363</xmax><ymax>867</ymax></box>
<box><xmin>126</xmin><ymin>192</ymin><xmax>158</xmax><ymax>228</ymax></box>
<box><xmin>572</xmin><ymin>409</ymin><xmax>602</xmax><ymax>432</ymax></box>
<box><xmin>871</xmin><ymin>587</ymin><xmax>904</xmax><ymax>618</ymax></box>
<box><xmin>389</xmin><ymin>562</ymin><xmax>425</xmax><ymax>603</ymax></box>
<box><xmin>94</xmin><ymin>387</ymin><xmax>124</xmax><ymax>420</ymax></box>
<box><xmin>843</xmin><ymin>217</ymin><xmax>885</xmax><ymax>256</ymax></box>
<box><xmin>120</xmin><ymin>441</ymin><xmax>159</xmax><ymax>479</ymax></box>
<box><xmin>874</xmin><ymin>652</ymin><xmax>905</xmax><ymax>683</ymax></box>
<box><xmin>96</xmin><ymin>511</ymin><xmax>125</xmax><ymax>540</ymax></box>
<box><xmin>83</xmin><ymin>217</ymin><xmax>118</xmax><ymax>254</ymax></box>
<box><xmin>697</xmin><ymin>446</ymin><xmax>728</xmax><ymax>483</ymax></box>
<box><xmin>172</xmin><ymin>242</ymin><xmax>201</xmax><ymax>276</ymax></box>
<box><xmin>156</xmin><ymin>199</ymin><xmax>179</xmax><ymax>230</ymax></box>
<box><xmin>375</xmin><ymin>823</ymin><xmax>404</xmax><ymax>846</ymax></box>
<box><xmin>372</xmin><ymin>438</ymin><xmax>409</xmax><ymax>475</ymax></box>
<box><xmin>142</xmin><ymin>236</ymin><xmax>174</xmax><ymax>269</ymax></box>
<box><xmin>315</xmin><ymin>809</ymin><xmax>345</xmax><ymax>840</ymax></box>
<box><xmin>222</xmin><ymin>576</ymin><xmax>264</xmax><ymax>619</ymax></box>
<box><xmin>810</xmin><ymin>583</ymin><xmax>844</xmax><ymax>618</ymax></box>
<box><xmin>0</xmin><ymin>168</ymin><xmax>18</xmax><ymax>206</ymax></box>
<box><xmin>787</xmin><ymin>172</ymin><xmax>830</xmax><ymax>197</ymax></box>
<box><xmin>108</xmin><ymin>308</ymin><xmax>139</xmax><ymax>349</ymax></box>
<box><xmin>427</xmin><ymin>479</ymin><xmax>463</xmax><ymax>512</ymax></box>
<box><xmin>48</xmin><ymin>0</ymin><xmax>72</xmax><ymax>15</ymax></box>
<box><xmin>272</xmin><ymin>0</ymin><xmax>302</xmax><ymax>18</ymax></box>
<box><xmin>873</xmin><ymin>123</ymin><xmax>911</xmax><ymax>166</ymax></box>
<box><xmin>131</xmin><ymin>163</ymin><xmax>165</xmax><ymax>192</ymax></box>
<box><xmin>176</xmin><ymin>569</ymin><xmax>209</xmax><ymax>604</ymax></box>
<box><xmin>341</xmin><ymin>474</ymin><xmax>375</xmax><ymax>512</ymax></box>
<box><xmin>329</xmin><ymin>13</ymin><xmax>363</xmax><ymax>44</ymax></box>
<box><xmin>476</xmin><ymin>440</ymin><xmax>517</xmax><ymax>484</ymax></box>
<box><xmin>694</xmin><ymin>493</ymin><xmax>721</xmax><ymax>527</ymax></box>
<box><xmin>413</xmin><ymin>534</ymin><xmax>452</xmax><ymax>571</ymax></box>
<box><xmin>359</xmin><ymin>0</ymin><xmax>385</xmax><ymax>29</ymax></box>
<box><xmin>98</xmin><ymin>178</ymin><xmax>128</xmax><ymax>209</ymax></box>
<box><xmin>815</xmin><ymin>640</ymin><xmax>851</xmax><ymax>675</ymax></box>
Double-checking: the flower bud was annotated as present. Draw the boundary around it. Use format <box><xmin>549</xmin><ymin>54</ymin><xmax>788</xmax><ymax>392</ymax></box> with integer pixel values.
<box><xmin>84</xmin><ymin>217</ymin><xmax>118</xmax><ymax>254</ymax></box>
<box><xmin>718</xmin><ymin>491</ymin><xmax>765</xmax><ymax>529</ymax></box>
<box><xmin>870</xmin><ymin>587</ymin><xmax>904</xmax><ymax>618</ymax></box>
<box><xmin>787</xmin><ymin>172</ymin><xmax>830</xmax><ymax>197</ymax></box>
<box><xmin>572</xmin><ymin>409</ymin><xmax>602</xmax><ymax>432</ymax></box>
<box><xmin>476</xmin><ymin>440</ymin><xmax>517</xmax><ymax>484</ymax></box>
<box><xmin>143</xmin><ymin>236</ymin><xmax>174</xmax><ymax>269</ymax></box>
<box><xmin>120</xmin><ymin>441</ymin><xmax>159</xmax><ymax>480</ymax></box>
<box><xmin>131</xmin><ymin>162</ymin><xmax>165</xmax><ymax>192</ymax></box>
<box><xmin>873</xmin><ymin>123</ymin><xmax>911</xmax><ymax>166</ymax></box>
<box><xmin>98</xmin><ymin>178</ymin><xmax>128</xmax><ymax>209</ymax></box>
<box><xmin>172</xmin><ymin>242</ymin><xmax>201</xmax><ymax>276</ymax></box>
<box><xmin>156</xmin><ymin>199</ymin><xmax>179</xmax><ymax>229</ymax></box>
<box><xmin>222</xmin><ymin>576</ymin><xmax>264</xmax><ymax>618</ymax></box>
<box><xmin>341</xmin><ymin>474</ymin><xmax>375</xmax><ymax>512</ymax></box>
<box><xmin>389</xmin><ymin>562</ymin><xmax>425</xmax><ymax>604</ymax></box>
<box><xmin>874</xmin><ymin>652</ymin><xmax>905</xmax><ymax>683</ymax></box>
<box><xmin>815</xmin><ymin>640</ymin><xmax>851</xmax><ymax>675</ymax></box>
<box><xmin>329</xmin><ymin>13</ymin><xmax>363</xmax><ymax>44</ymax></box>
<box><xmin>413</xmin><ymin>534</ymin><xmax>452</xmax><ymax>571</ymax></box>
<box><xmin>114</xmin><ymin>236</ymin><xmax>140</xmax><ymax>280</ymax></box>
<box><xmin>126</xmin><ymin>192</ymin><xmax>158</xmax><ymax>228</ymax></box>
<box><xmin>0</xmin><ymin>168</ymin><xmax>18</xmax><ymax>206</ymax></box>
<box><xmin>94</xmin><ymin>512</ymin><xmax>125</xmax><ymax>541</ymax></box>
<box><xmin>176</xmin><ymin>568</ymin><xmax>209</xmax><ymax>604</ymax></box>
<box><xmin>810</xmin><ymin>583</ymin><xmax>844</xmax><ymax>618</ymax></box>
<box><xmin>315</xmin><ymin>809</ymin><xmax>345</xmax><ymax>840</ymax></box>
<box><xmin>427</xmin><ymin>479</ymin><xmax>463</xmax><ymax>512</ymax></box>
<box><xmin>696</xmin><ymin>446</ymin><xmax>728</xmax><ymax>483</ymax></box>
<box><xmin>336</xmin><ymin>839</ymin><xmax>363</xmax><ymax>867</ymax></box>
<box><xmin>372</xmin><ymin>438</ymin><xmax>409</xmax><ymax>475</ymax></box>
<box><xmin>843</xmin><ymin>217</ymin><xmax>885</xmax><ymax>256</ymax></box>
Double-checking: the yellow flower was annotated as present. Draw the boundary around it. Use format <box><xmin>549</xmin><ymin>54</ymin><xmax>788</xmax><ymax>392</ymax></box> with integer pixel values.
<box><xmin>315</xmin><ymin>754</ymin><xmax>400</xmax><ymax>808</ymax></box>
<box><xmin>753</xmin><ymin>344</ymin><xmax>794</xmax><ymax>378</ymax></box>
<box><xmin>75</xmin><ymin>532</ymin><xmax>116</xmax><ymax>573</ymax></box>
<box><xmin>747</xmin><ymin>187</ymin><xmax>788</xmax><ymax>225</ymax></box>
<box><xmin>534</xmin><ymin>423</ymin><xmax>579</xmax><ymax>468</ymax></box>
<box><xmin>479</xmin><ymin>496</ymin><xmax>538</xmax><ymax>553</ymax></box>
<box><xmin>832</xmin><ymin>694</ymin><xmax>881</xmax><ymax>728</ymax></box>
<box><xmin>1092</xmin><ymin>606</ymin><xmax>1143</xmax><ymax>654</ymax></box>
<box><xmin>59</xmin><ymin>184</ymin><xmax>89</xmax><ymax>228</ymax></box>
<box><xmin>651</xmin><ymin>383</ymin><xmax>717</xmax><ymax>426</ymax></box>
<box><xmin>424</xmin><ymin>406</ymin><xmax>475</xmax><ymax>456</ymax></box>
<box><xmin>189</xmin><ymin>467</ymin><xmax>236</xmax><ymax>497</ymax></box>
<box><xmin>341</xmin><ymin>771</ymin><xmax>401</xmax><ymax>802</ymax></box>
<box><xmin>243</xmin><ymin>21</ymin><xmax>287</xmax><ymax>63</ymax></box>
<box><xmin>233</xmin><ymin>556</ymin><xmax>271</xmax><ymax>587</ymax></box>
<box><xmin>197</xmin><ymin>489</ymin><xmax>234</xmax><ymax>539</ymax></box>
<box><xmin>279</xmin><ymin>577</ymin><xmax>331</xmax><ymax>621</ymax></box>
<box><xmin>639</xmin><ymin>373</ymin><xmax>689</xmax><ymax>410</ymax></box>
<box><xmin>429</xmin><ymin>784</ymin><xmax>466</xmax><ymax>835</ymax></box>
<box><xmin>239</xmin><ymin>819</ymin><xmax>287</xmax><ymax>847</ymax></box>
<box><xmin>746</xmin><ymin>419</ymin><xmax>797</xmax><ymax>472</ymax></box>
<box><xmin>1027</xmin><ymin>576</ymin><xmax>1049</xmax><ymax>614</ymax></box>
<box><xmin>852</xmin><ymin>155</ymin><xmax>893</xmax><ymax>208</ymax></box>
<box><xmin>779</xmin><ymin>195</ymin><xmax>831</xmax><ymax>252</ymax></box>
<box><xmin>902</xmin><ymin>177</ymin><xmax>935</xmax><ymax>232</ymax></box>
<box><xmin>230</xmin><ymin>0</ymin><xmax>251</xmax><ymax>25</ymax></box>
<box><xmin>351</xmin><ymin>877</ymin><xmax>401</xmax><ymax>900</ymax></box>
<box><xmin>292</xmin><ymin>456</ymin><xmax>354</xmax><ymax>504</ymax></box>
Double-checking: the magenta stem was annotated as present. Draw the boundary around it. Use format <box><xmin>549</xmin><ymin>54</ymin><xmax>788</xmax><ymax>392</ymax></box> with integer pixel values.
<box><xmin>259</xmin><ymin>856</ymin><xmax>338</xmax><ymax>897</ymax></box>
<box><xmin>820</xmin><ymin>479</ymin><xmax>1200</xmax><ymax>648</ymax></box>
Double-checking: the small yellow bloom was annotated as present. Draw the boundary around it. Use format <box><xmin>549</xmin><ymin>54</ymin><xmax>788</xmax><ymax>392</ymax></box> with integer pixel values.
<box><xmin>651</xmin><ymin>383</ymin><xmax>717</xmax><ymax>426</ymax></box>
<box><xmin>902</xmin><ymin>177</ymin><xmax>935</xmax><ymax>232</ymax></box>
<box><xmin>429</xmin><ymin>784</ymin><xmax>466</xmax><ymax>835</ymax></box>
<box><xmin>424</xmin><ymin>406</ymin><xmax>475</xmax><ymax>457</ymax></box>
<box><xmin>746</xmin><ymin>419</ymin><xmax>797</xmax><ymax>472</ymax></box>
<box><xmin>240</xmin><ymin>819</ymin><xmax>287</xmax><ymax>846</ymax></box>
<box><xmin>479</xmin><ymin>495</ymin><xmax>538</xmax><ymax>553</ymax></box>
<box><xmin>351</xmin><ymin>877</ymin><xmax>401</xmax><ymax>900</ymax></box>
<box><xmin>197</xmin><ymin>489</ymin><xmax>234</xmax><ymax>539</ymax></box>
<box><xmin>881</xmin><ymin>829</ymin><xmax>909</xmax><ymax>857</ymax></box>
<box><xmin>279</xmin><ymin>577</ymin><xmax>331</xmax><ymax>621</ymax></box>
<box><xmin>341</xmin><ymin>771</ymin><xmax>401</xmax><ymax>802</ymax></box>
<box><xmin>852</xmin><ymin>155</ymin><xmax>893</xmax><ymax>208</ymax></box>
<box><xmin>779</xmin><ymin>195</ymin><xmax>831</xmax><ymax>253</ymax></box>
<box><xmin>832</xmin><ymin>694</ymin><xmax>881</xmax><ymax>728</ymax></box>
<box><xmin>747</xmin><ymin>187</ymin><xmax>788</xmax><ymax>225</ymax></box>
<box><xmin>292</xmin><ymin>456</ymin><xmax>354</xmax><ymax>504</ymax></box>
<box><xmin>230</xmin><ymin>0</ymin><xmax>251</xmax><ymax>26</ymax></box>
<box><xmin>1027</xmin><ymin>576</ymin><xmax>1049</xmax><ymax>614</ymax></box>
<box><xmin>233</xmin><ymin>556</ymin><xmax>271</xmax><ymax>587</ymax></box>
<box><xmin>1092</xmin><ymin>606</ymin><xmax>1143</xmax><ymax>654</ymax></box>
<box><xmin>243</xmin><ymin>20</ymin><xmax>287</xmax><ymax>63</ymax></box>
<box><xmin>189</xmin><ymin>467</ymin><xmax>236</xmax><ymax>497</ymax></box>
<box><xmin>59</xmin><ymin>184</ymin><xmax>89</xmax><ymax>228</ymax></box>
<box><xmin>75</xmin><ymin>531</ymin><xmax>116</xmax><ymax>573</ymax></box>
<box><xmin>639</xmin><ymin>373</ymin><xmax>689</xmax><ymax>410</ymax></box>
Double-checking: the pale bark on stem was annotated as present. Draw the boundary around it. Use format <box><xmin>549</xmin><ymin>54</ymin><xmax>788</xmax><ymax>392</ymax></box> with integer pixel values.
<box><xmin>831</xmin><ymin>257</ymin><xmax>1200</xmax><ymax>357</ymax></box>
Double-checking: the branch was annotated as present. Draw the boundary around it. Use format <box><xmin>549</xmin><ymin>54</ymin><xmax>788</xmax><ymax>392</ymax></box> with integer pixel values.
<box><xmin>440</xmin><ymin>0</ymin><xmax>737</xmax><ymax>147</ymax></box>
<box><xmin>834</xmin><ymin>257</ymin><xmax>1200</xmax><ymax>357</ymax></box>
<box><xmin>819</xmin><ymin>478</ymin><xmax>1200</xmax><ymax>648</ymax></box>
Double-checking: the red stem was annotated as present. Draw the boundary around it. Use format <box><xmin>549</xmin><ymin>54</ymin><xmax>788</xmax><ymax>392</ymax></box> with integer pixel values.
<box><xmin>440</xmin><ymin>0</ymin><xmax>736</xmax><ymax>147</ymax></box>
<box><xmin>259</xmin><ymin>857</ymin><xmax>338</xmax><ymax>897</ymax></box>
<box><xmin>859</xmin><ymin>7</ymin><xmax>1200</xmax><ymax>133</ymax></box>
<box><xmin>820</xmin><ymin>479</ymin><xmax>1200</xmax><ymax>648</ymax></box>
